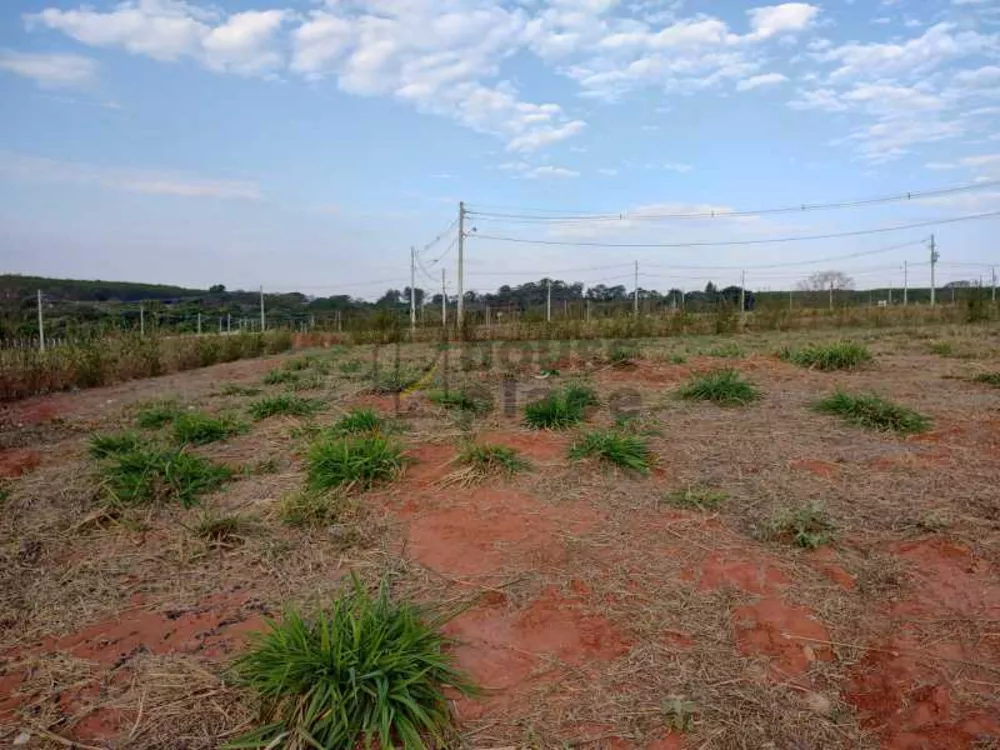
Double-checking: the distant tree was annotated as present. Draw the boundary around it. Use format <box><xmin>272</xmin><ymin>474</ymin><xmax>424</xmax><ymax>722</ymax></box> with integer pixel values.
<box><xmin>705</xmin><ymin>281</ymin><xmax>718</xmax><ymax>296</ymax></box>
<box><xmin>209</xmin><ymin>284</ymin><xmax>226</xmax><ymax>293</ymax></box>
<box><xmin>375</xmin><ymin>289</ymin><xmax>403</xmax><ymax>307</ymax></box>
<box><xmin>798</xmin><ymin>271</ymin><xmax>855</xmax><ymax>291</ymax></box>
<box><xmin>402</xmin><ymin>287</ymin><xmax>426</xmax><ymax>306</ymax></box>
<box><xmin>944</xmin><ymin>280</ymin><xmax>973</xmax><ymax>288</ymax></box>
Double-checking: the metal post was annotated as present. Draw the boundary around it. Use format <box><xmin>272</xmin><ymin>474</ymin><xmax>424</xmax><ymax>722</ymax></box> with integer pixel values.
<box><xmin>457</xmin><ymin>202</ymin><xmax>465</xmax><ymax>326</ymax></box>
<box><xmin>227</xmin><ymin>313</ymin><xmax>231</xmax><ymax>333</ymax></box>
<box><xmin>37</xmin><ymin>289</ymin><xmax>45</xmax><ymax>352</ymax></box>
<box><xmin>829</xmin><ymin>281</ymin><xmax>834</xmax><ymax>311</ymax></box>
<box><xmin>739</xmin><ymin>270</ymin><xmax>746</xmax><ymax>321</ymax></box>
<box><xmin>930</xmin><ymin>235</ymin><xmax>938</xmax><ymax>307</ymax></box>
<box><xmin>585</xmin><ymin>298</ymin><xmax>590</xmax><ymax>323</ymax></box>
<box><xmin>546</xmin><ymin>280</ymin><xmax>552</xmax><ymax>322</ymax></box>
<box><xmin>486</xmin><ymin>304</ymin><xmax>491</xmax><ymax>328</ymax></box>
<box><xmin>788</xmin><ymin>288</ymin><xmax>793</xmax><ymax>311</ymax></box>
<box><xmin>441</xmin><ymin>268</ymin><xmax>447</xmax><ymax>328</ymax></box>
<box><xmin>259</xmin><ymin>286</ymin><xmax>266</xmax><ymax>331</ymax></box>
<box><xmin>992</xmin><ymin>266</ymin><xmax>996</xmax><ymax>303</ymax></box>
<box><xmin>903</xmin><ymin>261</ymin><xmax>908</xmax><ymax>306</ymax></box>
<box><xmin>220</xmin><ymin>316</ymin><xmax>223</xmax><ymax>334</ymax></box>
<box><xmin>410</xmin><ymin>245</ymin><xmax>416</xmax><ymax>332</ymax></box>
<box><xmin>633</xmin><ymin>261</ymin><xmax>639</xmax><ymax>317</ymax></box>
<box><xmin>197</xmin><ymin>312</ymin><xmax>202</xmax><ymax>335</ymax></box>
<box><xmin>140</xmin><ymin>304</ymin><xmax>145</xmax><ymax>336</ymax></box>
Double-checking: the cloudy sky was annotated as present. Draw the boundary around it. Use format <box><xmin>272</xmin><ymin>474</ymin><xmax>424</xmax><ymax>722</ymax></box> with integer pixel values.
<box><xmin>1</xmin><ymin>0</ymin><xmax>998</xmax><ymax>298</ymax></box>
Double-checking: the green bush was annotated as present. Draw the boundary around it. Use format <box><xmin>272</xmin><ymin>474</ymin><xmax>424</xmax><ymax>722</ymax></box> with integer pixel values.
<box><xmin>569</xmin><ymin>430</ymin><xmax>650</xmax><ymax>474</ymax></box>
<box><xmin>781</xmin><ymin>341</ymin><xmax>873</xmax><ymax>371</ymax></box>
<box><xmin>135</xmin><ymin>400</ymin><xmax>182</xmax><ymax>429</ymax></box>
<box><xmin>249</xmin><ymin>394</ymin><xmax>322</xmax><ymax>421</ymax></box>
<box><xmin>816</xmin><ymin>390</ymin><xmax>930</xmax><ymax>434</ymax></box>
<box><xmin>331</xmin><ymin>408</ymin><xmax>383</xmax><ymax>436</ymax></box>
<box><xmin>88</xmin><ymin>431</ymin><xmax>146</xmax><ymax>460</ymax></box>
<box><xmin>173</xmin><ymin>411</ymin><xmax>247</xmax><ymax>446</ymax></box>
<box><xmin>306</xmin><ymin>435</ymin><xmax>403</xmax><ymax>491</ymax></box>
<box><xmin>98</xmin><ymin>446</ymin><xmax>232</xmax><ymax>507</ymax></box>
<box><xmin>228</xmin><ymin>578</ymin><xmax>474</xmax><ymax>750</ymax></box>
<box><xmin>678</xmin><ymin>369</ymin><xmax>759</xmax><ymax>406</ymax></box>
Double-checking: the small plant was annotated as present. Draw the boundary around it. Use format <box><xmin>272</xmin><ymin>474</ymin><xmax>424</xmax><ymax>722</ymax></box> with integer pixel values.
<box><xmin>764</xmin><ymin>503</ymin><xmax>836</xmax><ymax>549</ymax></box>
<box><xmin>816</xmin><ymin>390</ymin><xmax>930</xmax><ymax>434</ymax></box>
<box><xmin>524</xmin><ymin>393</ymin><xmax>582</xmax><ymax>429</ymax></box>
<box><xmin>669</xmin><ymin>354</ymin><xmax>687</xmax><ymax>365</ymax></box>
<box><xmin>283</xmin><ymin>357</ymin><xmax>312</xmax><ymax>372</ymax></box>
<box><xmin>569</xmin><ymin>430</ymin><xmax>651</xmax><ymax>474</ymax></box>
<box><xmin>263</xmin><ymin>368</ymin><xmax>300</xmax><ymax>386</ymax></box>
<box><xmin>338</xmin><ymin>360</ymin><xmax>363</xmax><ymax>375</ymax></box>
<box><xmin>428</xmin><ymin>388</ymin><xmax>491</xmax><ymax>415</ymax></box>
<box><xmin>458</xmin><ymin>443</ymin><xmax>530</xmax><ymax>479</ymax></box>
<box><xmin>0</xmin><ymin>480</ymin><xmax>10</xmax><ymax>505</ymax></box>
<box><xmin>608</xmin><ymin>343</ymin><xmax>641</xmax><ymax>367</ymax></box>
<box><xmin>221</xmin><ymin>383</ymin><xmax>262</xmax><ymax>397</ymax></box>
<box><xmin>193</xmin><ymin>511</ymin><xmax>254</xmax><ymax>547</ymax></box>
<box><xmin>706</xmin><ymin>342</ymin><xmax>745</xmax><ymax>359</ymax></box>
<box><xmin>173</xmin><ymin>411</ymin><xmax>247</xmax><ymax>446</ymax></box>
<box><xmin>664</xmin><ymin>486</ymin><xmax>728</xmax><ymax>511</ymax></box>
<box><xmin>135</xmin><ymin>400</ymin><xmax>181</xmax><ymax>429</ymax></box>
<box><xmin>306</xmin><ymin>435</ymin><xmax>403</xmax><ymax>491</ymax></box>
<box><xmin>249</xmin><ymin>394</ymin><xmax>322</xmax><ymax>421</ymax></box>
<box><xmin>88</xmin><ymin>431</ymin><xmax>146</xmax><ymax>459</ymax></box>
<box><xmin>781</xmin><ymin>341</ymin><xmax>873</xmax><ymax>371</ymax></box>
<box><xmin>678</xmin><ymin>369</ymin><xmax>759</xmax><ymax>406</ymax></box>
<box><xmin>98</xmin><ymin>446</ymin><xmax>232</xmax><ymax>507</ymax></box>
<box><xmin>331</xmin><ymin>408</ymin><xmax>384</xmax><ymax>435</ymax></box>
<box><xmin>276</xmin><ymin>490</ymin><xmax>349</xmax><ymax>528</ymax></box>
<box><xmin>971</xmin><ymin>372</ymin><xmax>1000</xmax><ymax>388</ymax></box>
<box><xmin>662</xmin><ymin>696</ymin><xmax>697</xmax><ymax>733</ymax></box>
<box><xmin>229</xmin><ymin>578</ymin><xmax>475</xmax><ymax>750</ymax></box>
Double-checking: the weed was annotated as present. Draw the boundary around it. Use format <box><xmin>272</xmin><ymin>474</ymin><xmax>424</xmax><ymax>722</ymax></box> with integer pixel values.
<box><xmin>564</xmin><ymin>383</ymin><xmax>599</xmax><ymax>409</ymax></box>
<box><xmin>764</xmin><ymin>504</ymin><xmax>836</xmax><ymax>549</ymax></box>
<box><xmin>331</xmin><ymin>408</ymin><xmax>384</xmax><ymax>436</ymax></box>
<box><xmin>306</xmin><ymin>435</ymin><xmax>403</xmax><ymax>491</ymax></box>
<box><xmin>428</xmin><ymin>388</ymin><xmax>492</xmax><ymax>415</ymax></box>
<box><xmin>249</xmin><ymin>394</ymin><xmax>322</xmax><ymax>421</ymax></box>
<box><xmin>283</xmin><ymin>357</ymin><xmax>312</xmax><ymax>372</ymax></box>
<box><xmin>781</xmin><ymin>341</ymin><xmax>873</xmax><ymax>371</ymax></box>
<box><xmin>816</xmin><ymin>390</ymin><xmax>930</xmax><ymax>434</ymax></box>
<box><xmin>135</xmin><ymin>400</ymin><xmax>181</xmax><ymax>429</ymax></box>
<box><xmin>229</xmin><ymin>578</ymin><xmax>474</xmax><ymax>750</ymax></box>
<box><xmin>569</xmin><ymin>430</ymin><xmax>651</xmax><ymax>474</ymax></box>
<box><xmin>288</xmin><ymin>373</ymin><xmax>325</xmax><ymax>392</ymax></box>
<box><xmin>524</xmin><ymin>393</ymin><xmax>583</xmax><ymax>429</ymax></box>
<box><xmin>664</xmin><ymin>486</ymin><xmax>728</xmax><ymax>511</ymax></box>
<box><xmin>706</xmin><ymin>342</ymin><xmax>745</xmax><ymax>359</ymax></box>
<box><xmin>971</xmin><ymin>372</ymin><xmax>1000</xmax><ymax>388</ymax></box>
<box><xmin>98</xmin><ymin>446</ymin><xmax>232</xmax><ymax>507</ymax></box>
<box><xmin>608</xmin><ymin>343</ymin><xmax>641</xmax><ymax>367</ymax></box>
<box><xmin>245</xmin><ymin>457</ymin><xmax>281</xmax><ymax>475</ymax></box>
<box><xmin>0</xmin><ymin>480</ymin><xmax>10</xmax><ymax>506</ymax></box>
<box><xmin>459</xmin><ymin>443</ymin><xmax>530</xmax><ymax>478</ymax></box>
<box><xmin>662</xmin><ymin>697</ymin><xmax>697</xmax><ymax>733</ymax></box>
<box><xmin>276</xmin><ymin>489</ymin><xmax>350</xmax><ymax>528</ymax></box>
<box><xmin>221</xmin><ymin>383</ymin><xmax>262</xmax><ymax>397</ymax></box>
<box><xmin>173</xmin><ymin>411</ymin><xmax>247</xmax><ymax>446</ymax></box>
<box><xmin>338</xmin><ymin>360</ymin><xmax>363</xmax><ymax>375</ymax></box>
<box><xmin>193</xmin><ymin>512</ymin><xmax>254</xmax><ymax>547</ymax></box>
<box><xmin>678</xmin><ymin>369</ymin><xmax>759</xmax><ymax>406</ymax></box>
<box><xmin>88</xmin><ymin>431</ymin><xmax>146</xmax><ymax>459</ymax></box>
<box><xmin>263</xmin><ymin>369</ymin><xmax>299</xmax><ymax>386</ymax></box>
<box><xmin>669</xmin><ymin>354</ymin><xmax>688</xmax><ymax>365</ymax></box>
<box><xmin>915</xmin><ymin>511</ymin><xmax>950</xmax><ymax>533</ymax></box>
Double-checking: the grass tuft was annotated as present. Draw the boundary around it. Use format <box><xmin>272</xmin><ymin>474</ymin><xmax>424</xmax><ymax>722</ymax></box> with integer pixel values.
<box><xmin>97</xmin><ymin>446</ymin><xmax>232</xmax><ymax>507</ymax></box>
<box><xmin>173</xmin><ymin>411</ymin><xmax>247</xmax><ymax>446</ymax></box>
<box><xmin>608</xmin><ymin>344</ymin><xmax>641</xmax><ymax>367</ymax></box>
<box><xmin>135</xmin><ymin>400</ymin><xmax>182</xmax><ymax>429</ymax></box>
<box><xmin>971</xmin><ymin>371</ymin><xmax>1000</xmax><ymax>388</ymax></box>
<box><xmin>763</xmin><ymin>504</ymin><xmax>836</xmax><ymax>549</ymax></box>
<box><xmin>781</xmin><ymin>341</ymin><xmax>873</xmax><ymax>371</ymax></box>
<box><xmin>331</xmin><ymin>408</ymin><xmax>384</xmax><ymax>436</ymax></box>
<box><xmin>193</xmin><ymin>511</ymin><xmax>254</xmax><ymax>547</ymax></box>
<box><xmin>459</xmin><ymin>443</ymin><xmax>530</xmax><ymax>478</ymax></box>
<box><xmin>249</xmin><ymin>394</ymin><xmax>322</xmax><ymax>421</ymax></box>
<box><xmin>815</xmin><ymin>390</ymin><xmax>930</xmax><ymax>434</ymax></box>
<box><xmin>664</xmin><ymin>486</ymin><xmax>728</xmax><ymax>511</ymax></box>
<box><xmin>306</xmin><ymin>435</ymin><xmax>403</xmax><ymax>491</ymax></box>
<box><xmin>678</xmin><ymin>369</ymin><xmax>759</xmax><ymax>406</ymax></box>
<box><xmin>569</xmin><ymin>430</ymin><xmax>651</xmax><ymax>474</ymax></box>
<box><xmin>428</xmin><ymin>388</ymin><xmax>492</xmax><ymax>415</ymax></box>
<box><xmin>88</xmin><ymin>431</ymin><xmax>146</xmax><ymax>460</ymax></box>
<box><xmin>220</xmin><ymin>383</ymin><xmax>262</xmax><ymax>397</ymax></box>
<box><xmin>228</xmin><ymin>578</ymin><xmax>475</xmax><ymax>750</ymax></box>
<box><xmin>263</xmin><ymin>368</ymin><xmax>300</xmax><ymax>386</ymax></box>
<box><xmin>276</xmin><ymin>490</ymin><xmax>350</xmax><ymax>528</ymax></box>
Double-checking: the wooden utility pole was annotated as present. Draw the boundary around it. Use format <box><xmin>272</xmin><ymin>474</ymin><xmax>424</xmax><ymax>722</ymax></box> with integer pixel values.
<box><xmin>441</xmin><ymin>268</ymin><xmax>447</xmax><ymax>328</ymax></box>
<box><xmin>457</xmin><ymin>202</ymin><xmax>465</xmax><ymax>326</ymax></box>
<box><xmin>410</xmin><ymin>246</ymin><xmax>416</xmax><ymax>332</ymax></box>
<box><xmin>37</xmin><ymin>290</ymin><xmax>45</xmax><ymax>352</ymax></box>
<box><xmin>547</xmin><ymin>280</ymin><xmax>552</xmax><ymax>322</ymax></box>
<box><xmin>930</xmin><ymin>235</ymin><xmax>939</xmax><ymax>307</ymax></box>
<box><xmin>903</xmin><ymin>261</ymin><xmax>908</xmax><ymax>306</ymax></box>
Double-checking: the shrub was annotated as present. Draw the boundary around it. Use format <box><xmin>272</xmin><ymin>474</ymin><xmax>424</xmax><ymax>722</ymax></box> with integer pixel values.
<box><xmin>277</xmin><ymin>490</ymin><xmax>350</xmax><ymax>528</ymax></box>
<box><xmin>135</xmin><ymin>400</ymin><xmax>182</xmax><ymax>429</ymax></box>
<box><xmin>816</xmin><ymin>390</ymin><xmax>930</xmax><ymax>434</ymax></box>
<box><xmin>173</xmin><ymin>411</ymin><xmax>247</xmax><ymax>446</ymax></box>
<box><xmin>458</xmin><ymin>443</ymin><xmax>530</xmax><ymax>478</ymax></box>
<box><xmin>229</xmin><ymin>578</ymin><xmax>474</xmax><ymax>750</ymax></box>
<box><xmin>664</xmin><ymin>486</ymin><xmax>728</xmax><ymax>511</ymax></box>
<box><xmin>972</xmin><ymin>372</ymin><xmax>1000</xmax><ymax>388</ymax></box>
<box><xmin>781</xmin><ymin>341</ymin><xmax>873</xmax><ymax>371</ymax></box>
<box><xmin>88</xmin><ymin>431</ymin><xmax>146</xmax><ymax>459</ymax></box>
<box><xmin>331</xmin><ymin>408</ymin><xmax>383</xmax><ymax>436</ymax></box>
<box><xmin>678</xmin><ymin>370</ymin><xmax>759</xmax><ymax>406</ymax></box>
<box><xmin>524</xmin><ymin>383</ymin><xmax>599</xmax><ymax>429</ymax></box>
<box><xmin>98</xmin><ymin>446</ymin><xmax>232</xmax><ymax>507</ymax></box>
<box><xmin>569</xmin><ymin>430</ymin><xmax>650</xmax><ymax>474</ymax></box>
<box><xmin>764</xmin><ymin>504</ymin><xmax>836</xmax><ymax>549</ymax></box>
<box><xmin>306</xmin><ymin>435</ymin><xmax>403</xmax><ymax>491</ymax></box>
<box><xmin>249</xmin><ymin>395</ymin><xmax>322</xmax><ymax>421</ymax></box>
<box><xmin>428</xmin><ymin>388</ymin><xmax>491</xmax><ymax>415</ymax></box>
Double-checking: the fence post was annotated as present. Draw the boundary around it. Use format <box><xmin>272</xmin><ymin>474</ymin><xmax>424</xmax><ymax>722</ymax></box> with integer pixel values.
<box><xmin>37</xmin><ymin>289</ymin><xmax>45</xmax><ymax>352</ymax></box>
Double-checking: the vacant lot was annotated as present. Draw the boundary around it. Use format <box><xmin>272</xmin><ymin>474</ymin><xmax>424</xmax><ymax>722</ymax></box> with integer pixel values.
<box><xmin>1</xmin><ymin>325</ymin><xmax>999</xmax><ymax>749</ymax></box>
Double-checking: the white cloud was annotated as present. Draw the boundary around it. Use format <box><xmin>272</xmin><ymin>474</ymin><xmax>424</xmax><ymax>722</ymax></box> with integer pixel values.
<box><xmin>746</xmin><ymin>3</ymin><xmax>820</xmax><ymax>40</ymax></box>
<box><xmin>955</xmin><ymin>65</ymin><xmax>1000</xmax><ymax>87</ymax></box>
<box><xmin>526</xmin><ymin>165</ymin><xmax>580</xmax><ymax>178</ymax></box>
<box><xmin>0</xmin><ymin>50</ymin><xmax>98</xmax><ymax>88</ymax></box>
<box><xmin>736</xmin><ymin>71</ymin><xmax>788</xmax><ymax>90</ymax></box>
<box><xmin>663</xmin><ymin>162</ymin><xmax>693</xmax><ymax>173</ymax></box>
<box><xmin>0</xmin><ymin>151</ymin><xmax>261</xmax><ymax>199</ymax></box>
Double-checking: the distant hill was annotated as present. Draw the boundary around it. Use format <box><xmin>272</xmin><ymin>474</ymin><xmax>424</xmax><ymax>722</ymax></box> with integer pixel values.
<box><xmin>0</xmin><ymin>274</ymin><xmax>207</xmax><ymax>304</ymax></box>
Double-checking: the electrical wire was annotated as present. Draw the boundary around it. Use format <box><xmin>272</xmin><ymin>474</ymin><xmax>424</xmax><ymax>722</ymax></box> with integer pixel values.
<box><xmin>470</xmin><ymin>210</ymin><xmax>1000</xmax><ymax>249</ymax></box>
<box><xmin>639</xmin><ymin>239</ymin><xmax>926</xmax><ymax>271</ymax></box>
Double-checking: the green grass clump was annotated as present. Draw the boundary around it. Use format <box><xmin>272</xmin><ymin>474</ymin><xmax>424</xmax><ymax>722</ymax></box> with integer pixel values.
<box><xmin>569</xmin><ymin>430</ymin><xmax>651</xmax><ymax>474</ymax></box>
<box><xmin>229</xmin><ymin>578</ymin><xmax>474</xmax><ymax>750</ymax></box>
<box><xmin>173</xmin><ymin>411</ymin><xmax>247</xmax><ymax>446</ymax></box>
<box><xmin>664</xmin><ymin>486</ymin><xmax>728</xmax><ymax>511</ymax></box>
<box><xmin>98</xmin><ymin>446</ymin><xmax>232</xmax><ymax>507</ymax></box>
<box><xmin>220</xmin><ymin>383</ymin><xmax>262</xmax><ymax>397</ymax></box>
<box><xmin>523</xmin><ymin>384</ymin><xmax>598</xmax><ymax>429</ymax></box>
<box><xmin>249</xmin><ymin>394</ymin><xmax>322</xmax><ymax>421</ymax></box>
<box><xmin>135</xmin><ymin>400</ymin><xmax>181</xmax><ymax>429</ymax></box>
<box><xmin>706</xmin><ymin>342</ymin><xmax>745</xmax><ymax>359</ymax></box>
<box><xmin>815</xmin><ymin>390</ymin><xmax>930</xmax><ymax>434</ymax></box>
<box><xmin>193</xmin><ymin>512</ymin><xmax>254</xmax><ymax>547</ymax></box>
<box><xmin>764</xmin><ymin>504</ymin><xmax>836</xmax><ymax>549</ymax></box>
<box><xmin>781</xmin><ymin>341</ymin><xmax>873</xmax><ymax>371</ymax></box>
<box><xmin>88</xmin><ymin>431</ymin><xmax>146</xmax><ymax>460</ymax></box>
<box><xmin>608</xmin><ymin>344</ymin><xmax>641</xmax><ymax>367</ymax></box>
<box><xmin>564</xmin><ymin>383</ymin><xmax>599</xmax><ymax>409</ymax></box>
<box><xmin>971</xmin><ymin>372</ymin><xmax>1000</xmax><ymax>388</ymax></box>
<box><xmin>306</xmin><ymin>435</ymin><xmax>403</xmax><ymax>491</ymax></box>
<box><xmin>263</xmin><ymin>368</ymin><xmax>300</xmax><ymax>386</ymax></box>
<box><xmin>428</xmin><ymin>388</ymin><xmax>491</xmax><ymax>415</ymax></box>
<box><xmin>458</xmin><ymin>443</ymin><xmax>530</xmax><ymax>478</ymax></box>
<box><xmin>331</xmin><ymin>408</ymin><xmax>384</xmax><ymax>436</ymax></box>
<box><xmin>283</xmin><ymin>357</ymin><xmax>312</xmax><ymax>372</ymax></box>
<box><xmin>276</xmin><ymin>490</ymin><xmax>350</xmax><ymax>528</ymax></box>
<box><xmin>678</xmin><ymin>369</ymin><xmax>759</xmax><ymax>406</ymax></box>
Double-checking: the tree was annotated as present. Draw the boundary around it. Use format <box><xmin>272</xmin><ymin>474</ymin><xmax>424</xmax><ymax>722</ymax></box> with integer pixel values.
<box><xmin>705</xmin><ymin>281</ymin><xmax>717</xmax><ymax>296</ymax></box>
<box><xmin>209</xmin><ymin>284</ymin><xmax>226</xmax><ymax>294</ymax></box>
<box><xmin>798</xmin><ymin>271</ymin><xmax>855</xmax><ymax>292</ymax></box>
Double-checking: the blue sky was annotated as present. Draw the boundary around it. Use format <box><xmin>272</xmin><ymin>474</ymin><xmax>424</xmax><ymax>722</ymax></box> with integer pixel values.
<box><xmin>1</xmin><ymin>0</ymin><xmax>998</xmax><ymax>298</ymax></box>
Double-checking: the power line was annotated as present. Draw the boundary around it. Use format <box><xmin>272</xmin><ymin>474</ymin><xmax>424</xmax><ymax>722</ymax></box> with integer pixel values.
<box><xmin>471</xmin><ymin>210</ymin><xmax>1000</xmax><ymax>249</ymax></box>
<box><xmin>465</xmin><ymin>179</ymin><xmax>1000</xmax><ymax>223</ymax></box>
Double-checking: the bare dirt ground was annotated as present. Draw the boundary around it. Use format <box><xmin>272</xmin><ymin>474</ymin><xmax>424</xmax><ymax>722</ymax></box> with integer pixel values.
<box><xmin>1</xmin><ymin>326</ymin><xmax>999</xmax><ymax>749</ymax></box>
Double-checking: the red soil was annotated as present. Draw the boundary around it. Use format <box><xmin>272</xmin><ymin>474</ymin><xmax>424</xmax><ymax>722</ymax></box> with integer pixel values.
<box><xmin>0</xmin><ymin>449</ymin><xmax>41</xmax><ymax>478</ymax></box>
<box><xmin>789</xmin><ymin>458</ymin><xmax>840</xmax><ymax>478</ymax></box>
<box><xmin>688</xmin><ymin>552</ymin><xmax>790</xmax><ymax>595</ymax></box>
<box><xmin>806</xmin><ymin>547</ymin><xmax>857</xmax><ymax>591</ymax></box>
<box><xmin>400</xmin><ymin>443</ymin><xmax>457</xmax><ymax>488</ymax></box>
<box><xmin>732</xmin><ymin>597</ymin><xmax>832</xmax><ymax>677</ymax></box>
<box><xmin>476</xmin><ymin>429</ymin><xmax>571</xmax><ymax>462</ymax></box>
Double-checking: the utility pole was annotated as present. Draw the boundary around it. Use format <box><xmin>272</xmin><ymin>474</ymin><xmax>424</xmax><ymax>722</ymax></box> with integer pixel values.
<box><xmin>633</xmin><ymin>261</ymin><xmax>639</xmax><ymax>317</ymax></box>
<box><xmin>930</xmin><ymin>235</ymin><xmax>939</xmax><ymax>307</ymax></box>
<box><xmin>259</xmin><ymin>286</ymin><xmax>266</xmax><ymax>331</ymax></box>
<box><xmin>546</xmin><ymin>280</ymin><xmax>552</xmax><ymax>322</ymax></box>
<box><xmin>197</xmin><ymin>312</ymin><xmax>202</xmax><ymax>335</ymax></box>
<box><xmin>37</xmin><ymin>290</ymin><xmax>45</xmax><ymax>352</ymax></box>
<box><xmin>409</xmin><ymin>245</ymin><xmax>416</xmax><ymax>333</ymax></box>
<box><xmin>992</xmin><ymin>266</ymin><xmax>997</xmax><ymax>303</ymax></box>
<box><xmin>788</xmin><ymin>288</ymin><xmax>793</xmax><ymax>312</ymax></box>
<box><xmin>829</xmin><ymin>281</ymin><xmax>834</xmax><ymax>311</ymax></box>
<box><xmin>227</xmin><ymin>313</ymin><xmax>232</xmax><ymax>333</ymax></box>
<box><xmin>457</xmin><ymin>202</ymin><xmax>465</xmax><ymax>326</ymax></box>
<box><xmin>140</xmin><ymin>304</ymin><xmax>145</xmax><ymax>336</ymax></box>
<box><xmin>441</xmin><ymin>268</ymin><xmax>447</xmax><ymax>329</ymax></box>
<box><xmin>739</xmin><ymin>270</ymin><xmax>746</xmax><ymax>322</ymax></box>
<box><xmin>903</xmin><ymin>261</ymin><xmax>908</xmax><ymax>306</ymax></box>
<box><xmin>585</xmin><ymin>298</ymin><xmax>591</xmax><ymax>323</ymax></box>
